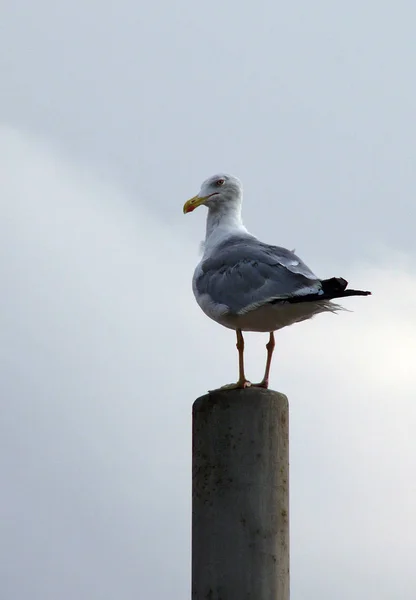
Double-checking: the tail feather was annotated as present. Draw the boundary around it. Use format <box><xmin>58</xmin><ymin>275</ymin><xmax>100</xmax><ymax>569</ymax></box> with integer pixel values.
<box><xmin>286</xmin><ymin>276</ymin><xmax>371</xmax><ymax>304</ymax></box>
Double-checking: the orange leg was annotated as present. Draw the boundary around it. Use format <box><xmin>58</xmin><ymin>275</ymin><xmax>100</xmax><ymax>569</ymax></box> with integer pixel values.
<box><xmin>253</xmin><ymin>332</ymin><xmax>275</xmax><ymax>389</ymax></box>
<box><xmin>236</xmin><ymin>329</ymin><xmax>251</xmax><ymax>388</ymax></box>
<box><xmin>219</xmin><ymin>329</ymin><xmax>251</xmax><ymax>390</ymax></box>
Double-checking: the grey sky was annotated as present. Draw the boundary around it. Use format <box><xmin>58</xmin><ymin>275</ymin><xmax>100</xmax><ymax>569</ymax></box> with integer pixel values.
<box><xmin>1</xmin><ymin>1</ymin><xmax>416</xmax><ymax>599</ymax></box>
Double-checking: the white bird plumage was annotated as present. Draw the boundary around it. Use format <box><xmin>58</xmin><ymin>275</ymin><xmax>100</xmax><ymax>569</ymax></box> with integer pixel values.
<box><xmin>183</xmin><ymin>173</ymin><xmax>371</xmax><ymax>389</ymax></box>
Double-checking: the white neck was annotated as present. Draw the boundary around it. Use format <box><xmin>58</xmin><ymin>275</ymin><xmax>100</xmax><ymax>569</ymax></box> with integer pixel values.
<box><xmin>203</xmin><ymin>202</ymin><xmax>248</xmax><ymax>256</ymax></box>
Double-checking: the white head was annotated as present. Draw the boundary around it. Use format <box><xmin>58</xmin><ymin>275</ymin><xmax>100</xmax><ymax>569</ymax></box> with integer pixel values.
<box><xmin>183</xmin><ymin>173</ymin><xmax>243</xmax><ymax>214</ymax></box>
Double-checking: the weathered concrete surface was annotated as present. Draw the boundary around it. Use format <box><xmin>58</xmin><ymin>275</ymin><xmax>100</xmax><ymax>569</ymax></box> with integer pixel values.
<box><xmin>192</xmin><ymin>387</ymin><xmax>289</xmax><ymax>600</ymax></box>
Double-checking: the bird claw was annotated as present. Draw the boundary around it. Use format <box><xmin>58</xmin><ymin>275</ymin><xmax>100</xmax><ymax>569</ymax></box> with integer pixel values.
<box><xmin>209</xmin><ymin>380</ymin><xmax>252</xmax><ymax>392</ymax></box>
<box><xmin>251</xmin><ymin>380</ymin><xmax>269</xmax><ymax>389</ymax></box>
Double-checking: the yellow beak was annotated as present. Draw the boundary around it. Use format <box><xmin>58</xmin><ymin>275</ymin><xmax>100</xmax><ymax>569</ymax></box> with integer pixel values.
<box><xmin>183</xmin><ymin>195</ymin><xmax>208</xmax><ymax>214</ymax></box>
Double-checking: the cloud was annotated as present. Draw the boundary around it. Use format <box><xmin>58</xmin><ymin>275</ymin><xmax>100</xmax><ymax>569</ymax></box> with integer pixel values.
<box><xmin>1</xmin><ymin>126</ymin><xmax>415</xmax><ymax>599</ymax></box>
<box><xmin>0</xmin><ymin>126</ymin><xmax>201</xmax><ymax>599</ymax></box>
<box><xmin>279</xmin><ymin>265</ymin><xmax>416</xmax><ymax>599</ymax></box>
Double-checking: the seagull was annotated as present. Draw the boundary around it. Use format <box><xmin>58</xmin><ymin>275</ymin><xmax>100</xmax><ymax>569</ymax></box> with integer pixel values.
<box><xmin>183</xmin><ymin>173</ymin><xmax>371</xmax><ymax>389</ymax></box>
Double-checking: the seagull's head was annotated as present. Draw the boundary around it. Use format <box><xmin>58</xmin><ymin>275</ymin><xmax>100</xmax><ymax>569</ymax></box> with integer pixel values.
<box><xmin>183</xmin><ymin>173</ymin><xmax>243</xmax><ymax>214</ymax></box>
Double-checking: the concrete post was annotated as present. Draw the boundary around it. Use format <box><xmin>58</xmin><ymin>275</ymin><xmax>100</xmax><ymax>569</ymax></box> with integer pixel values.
<box><xmin>192</xmin><ymin>387</ymin><xmax>289</xmax><ymax>600</ymax></box>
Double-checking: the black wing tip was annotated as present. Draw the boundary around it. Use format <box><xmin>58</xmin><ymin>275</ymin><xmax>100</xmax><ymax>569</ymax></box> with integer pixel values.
<box><xmin>342</xmin><ymin>290</ymin><xmax>373</xmax><ymax>298</ymax></box>
<box><xmin>322</xmin><ymin>277</ymin><xmax>371</xmax><ymax>297</ymax></box>
<box><xmin>343</xmin><ymin>289</ymin><xmax>372</xmax><ymax>297</ymax></box>
<box><xmin>284</xmin><ymin>277</ymin><xmax>372</xmax><ymax>304</ymax></box>
<box><xmin>321</xmin><ymin>277</ymin><xmax>348</xmax><ymax>294</ymax></box>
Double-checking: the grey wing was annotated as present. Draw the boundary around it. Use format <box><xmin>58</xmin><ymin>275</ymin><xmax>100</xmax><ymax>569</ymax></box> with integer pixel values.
<box><xmin>194</xmin><ymin>236</ymin><xmax>323</xmax><ymax>315</ymax></box>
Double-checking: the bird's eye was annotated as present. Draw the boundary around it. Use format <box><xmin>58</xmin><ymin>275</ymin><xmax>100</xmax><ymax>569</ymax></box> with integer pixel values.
<box><xmin>216</xmin><ymin>179</ymin><xmax>225</xmax><ymax>186</ymax></box>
